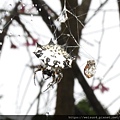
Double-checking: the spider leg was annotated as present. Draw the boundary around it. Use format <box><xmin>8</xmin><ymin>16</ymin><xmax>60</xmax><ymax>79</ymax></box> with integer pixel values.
<box><xmin>43</xmin><ymin>82</ymin><xmax>54</xmax><ymax>92</ymax></box>
<box><xmin>34</xmin><ymin>67</ymin><xmax>42</xmax><ymax>85</ymax></box>
<box><xmin>44</xmin><ymin>71</ymin><xmax>63</xmax><ymax>92</ymax></box>
<box><xmin>44</xmin><ymin>76</ymin><xmax>51</xmax><ymax>80</ymax></box>
<box><xmin>43</xmin><ymin>75</ymin><xmax>55</xmax><ymax>92</ymax></box>
<box><xmin>50</xmin><ymin>74</ymin><xmax>57</xmax><ymax>85</ymax></box>
<box><xmin>42</xmin><ymin>71</ymin><xmax>45</xmax><ymax>80</ymax></box>
<box><xmin>34</xmin><ymin>73</ymin><xmax>36</xmax><ymax>85</ymax></box>
<box><xmin>56</xmin><ymin>72</ymin><xmax>63</xmax><ymax>83</ymax></box>
<box><xmin>42</xmin><ymin>70</ymin><xmax>52</xmax><ymax>80</ymax></box>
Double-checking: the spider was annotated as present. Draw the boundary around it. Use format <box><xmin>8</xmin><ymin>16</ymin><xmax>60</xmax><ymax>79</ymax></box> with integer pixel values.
<box><xmin>84</xmin><ymin>60</ymin><xmax>96</xmax><ymax>78</ymax></box>
<box><xmin>34</xmin><ymin>63</ymin><xmax>63</xmax><ymax>92</ymax></box>
<box><xmin>33</xmin><ymin>39</ymin><xmax>75</xmax><ymax>91</ymax></box>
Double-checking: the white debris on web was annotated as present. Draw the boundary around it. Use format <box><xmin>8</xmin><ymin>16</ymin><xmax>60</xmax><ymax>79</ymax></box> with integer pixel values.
<box><xmin>0</xmin><ymin>29</ymin><xmax>3</xmax><ymax>33</ymax></box>
<box><xmin>56</xmin><ymin>0</ymin><xmax>68</xmax><ymax>23</ymax></box>
<box><xmin>57</xmin><ymin>9</ymin><xmax>68</xmax><ymax>23</ymax></box>
<box><xmin>0</xmin><ymin>42</ymin><xmax>2</xmax><ymax>45</ymax></box>
<box><xmin>84</xmin><ymin>60</ymin><xmax>96</xmax><ymax>78</ymax></box>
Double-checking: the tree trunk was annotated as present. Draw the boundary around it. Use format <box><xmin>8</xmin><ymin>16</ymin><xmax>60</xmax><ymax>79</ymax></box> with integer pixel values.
<box><xmin>55</xmin><ymin>0</ymin><xmax>92</xmax><ymax>115</ymax></box>
<box><xmin>55</xmin><ymin>68</ymin><xmax>75</xmax><ymax>115</ymax></box>
<box><xmin>32</xmin><ymin>0</ymin><xmax>108</xmax><ymax>115</ymax></box>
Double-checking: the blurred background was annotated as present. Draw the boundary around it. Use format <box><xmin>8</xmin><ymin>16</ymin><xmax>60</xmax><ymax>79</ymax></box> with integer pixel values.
<box><xmin>0</xmin><ymin>0</ymin><xmax>120</xmax><ymax>118</ymax></box>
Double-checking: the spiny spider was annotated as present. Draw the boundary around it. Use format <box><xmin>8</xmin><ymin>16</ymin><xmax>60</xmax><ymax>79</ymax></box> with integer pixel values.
<box><xmin>33</xmin><ymin>39</ymin><xmax>75</xmax><ymax>91</ymax></box>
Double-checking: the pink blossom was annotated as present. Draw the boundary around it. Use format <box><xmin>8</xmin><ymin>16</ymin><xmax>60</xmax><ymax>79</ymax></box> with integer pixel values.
<box><xmin>19</xmin><ymin>4</ymin><xmax>25</xmax><ymax>13</ymax></box>
<box><xmin>100</xmin><ymin>84</ymin><xmax>109</xmax><ymax>93</ymax></box>
<box><xmin>31</xmin><ymin>38</ymin><xmax>38</xmax><ymax>45</ymax></box>
<box><xmin>92</xmin><ymin>83</ymin><xmax>109</xmax><ymax>93</ymax></box>
<box><xmin>10</xmin><ymin>41</ymin><xmax>18</xmax><ymax>49</ymax></box>
<box><xmin>92</xmin><ymin>84</ymin><xmax>100</xmax><ymax>90</ymax></box>
<box><xmin>23</xmin><ymin>38</ymin><xmax>38</xmax><ymax>46</ymax></box>
<box><xmin>23</xmin><ymin>41</ymin><xmax>31</xmax><ymax>46</ymax></box>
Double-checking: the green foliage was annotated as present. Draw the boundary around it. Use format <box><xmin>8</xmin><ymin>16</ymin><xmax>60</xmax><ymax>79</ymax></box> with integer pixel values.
<box><xmin>76</xmin><ymin>98</ymin><xmax>96</xmax><ymax>115</ymax></box>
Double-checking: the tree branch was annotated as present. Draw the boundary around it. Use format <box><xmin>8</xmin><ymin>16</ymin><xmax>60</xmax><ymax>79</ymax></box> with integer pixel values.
<box><xmin>117</xmin><ymin>0</ymin><xmax>120</xmax><ymax>19</ymax></box>
<box><xmin>32</xmin><ymin>0</ymin><xmax>60</xmax><ymax>39</ymax></box>
<box><xmin>72</xmin><ymin>62</ymin><xmax>108</xmax><ymax>115</ymax></box>
<box><xmin>0</xmin><ymin>2</ymin><xmax>20</xmax><ymax>51</ymax></box>
<box><xmin>77</xmin><ymin>0</ymin><xmax>92</xmax><ymax>26</ymax></box>
<box><xmin>14</xmin><ymin>16</ymin><xmax>32</xmax><ymax>38</ymax></box>
<box><xmin>86</xmin><ymin>0</ymin><xmax>109</xmax><ymax>24</ymax></box>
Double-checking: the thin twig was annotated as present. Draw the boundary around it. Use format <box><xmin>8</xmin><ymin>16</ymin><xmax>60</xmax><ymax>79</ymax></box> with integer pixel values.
<box><xmin>102</xmin><ymin>53</ymin><xmax>120</xmax><ymax>79</ymax></box>
<box><xmin>14</xmin><ymin>16</ymin><xmax>32</xmax><ymax>38</ymax></box>
<box><xmin>91</xmin><ymin>11</ymin><xmax>106</xmax><ymax>86</ymax></box>
<box><xmin>36</xmin><ymin>80</ymin><xmax>44</xmax><ymax>114</ymax></box>
<box><xmin>81</xmin><ymin>37</ymin><xmax>94</xmax><ymax>46</ymax></box>
<box><xmin>86</xmin><ymin>0</ymin><xmax>109</xmax><ymax>24</ymax></box>
<box><xmin>0</xmin><ymin>2</ymin><xmax>20</xmax><ymax>52</ymax></box>
<box><xmin>19</xmin><ymin>72</ymin><xmax>33</xmax><ymax>109</ymax></box>
<box><xmin>23</xmin><ymin>91</ymin><xmax>41</xmax><ymax>120</ymax></box>
<box><xmin>14</xmin><ymin>15</ymin><xmax>44</xmax><ymax>115</ymax></box>
<box><xmin>103</xmin><ymin>73</ymin><xmax>120</xmax><ymax>84</ymax></box>
<box><xmin>106</xmin><ymin>95</ymin><xmax>120</xmax><ymax>109</ymax></box>
<box><xmin>83</xmin><ymin>24</ymin><xmax>120</xmax><ymax>35</ymax></box>
<box><xmin>97</xmin><ymin>11</ymin><xmax>106</xmax><ymax>64</ymax></box>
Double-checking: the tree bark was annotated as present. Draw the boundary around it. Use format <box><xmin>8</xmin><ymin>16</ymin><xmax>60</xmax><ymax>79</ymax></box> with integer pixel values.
<box><xmin>32</xmin><ymin>0</ymin><xmax>108</xmax><ymax>115</ymax></box>
<box><xmin>0</xmin><ymin>2</ymin><xmax>20</xmax><ymax>51</ymax></box>
<box><xmin>55</xmin><ymin>0</ymin><xmax>92</xmax><ymax>115</ymax></box>
<box><xmin>72</xmin><ymin>62</ymin><xmax>108</xmax><ymax>115</ymax></box>
<box><xmin>117</xmin><ymin>0</ymin><xmax>120</xmax><ymax>19</ymax></box>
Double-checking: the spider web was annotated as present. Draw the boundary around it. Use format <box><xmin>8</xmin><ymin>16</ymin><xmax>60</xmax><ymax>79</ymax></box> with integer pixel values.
<box><xmin>32</xmin><ymin>0</ymin><xmax>96</xmax><ymax>115</ymax></box>
<box><xmin>0</xmin><ymin>0</ymin><xmax>97</xmax><ymax>116</ymax></box>
<box><xmin>47</xmin><ymin>0</ymin><xmax>95</xmax><ymax>62</ymax></box>
<box><xmin>48</xmin><ymin>0</ymin><xmax>96</xmax><ymax>78</ymax></box>
<box><xmin>31</xmin><ymin>0</ymin><xmax>97</xmax><ymax>93</ymax></box>
<box><xmin>1</xmin><ymin>0</ymin><xmax>120</xmax><ymax>116</ymax></box>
